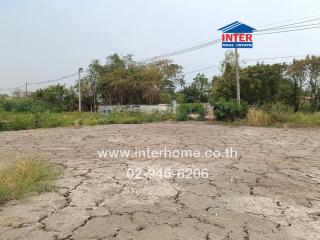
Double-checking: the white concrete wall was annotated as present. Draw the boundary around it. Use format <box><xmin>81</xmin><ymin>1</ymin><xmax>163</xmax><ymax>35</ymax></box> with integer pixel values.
<box><xmin>98</xmin><ymin>104</ymin><xmax>173</xmax><ymax>113</ymax></box>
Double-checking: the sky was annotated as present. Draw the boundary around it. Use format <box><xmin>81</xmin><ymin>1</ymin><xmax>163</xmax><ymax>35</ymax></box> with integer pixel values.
<box><xmin>1</xmin><ymin>0</ymin><xmax>320</xmax><ymax>92</ymax></box>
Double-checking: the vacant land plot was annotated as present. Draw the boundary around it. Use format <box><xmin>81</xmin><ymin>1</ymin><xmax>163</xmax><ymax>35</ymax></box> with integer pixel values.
<box><xmin>0</xmin><ymin>123</ymin><xmax>319</xmax><ymax>240</ymax></box>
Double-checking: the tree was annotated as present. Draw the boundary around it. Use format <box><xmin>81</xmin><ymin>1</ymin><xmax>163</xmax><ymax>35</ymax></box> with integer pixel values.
<box><xmin>192</xmin><ymin>73</ymin><xmax>210</xmax><ymax>102</ymax></box>
<box><xmin>210</xmin><ymin>51</ymin><xmax>298</xmax><ymax>108</ymax></box>
<box><xmin>304</xmin><ymin>56</ymin><xmax>320</xmax><ymax>111</ymax></box>
<box><xmin>31</xmin><ymin>84</ymin><xmax>78</xmax><ymax>111</ymax></box>
<box><xmin>286</xmin><ymin>56</ymin><xmax>320</xmax><ymax>111</ymax></box>
<box><xmin>286</xmin><ymin>59</ymin><xmax>307</xmax><ymax>110</ymax></box>
<box><xmin>177</xmin><ymin>73</ymin><xmax>210</xmax><ymax>103</ymax></box>
<box><xmin>211</xmin><ymin>51</ymin><xmax>237</xmax><ymax>101</ymax></box>
<box><xmin>151</xmin><ymin>59</ymin><xmax>184</xmax><ymax>95</ymax></box>
<box><xmin>240</xmin><ymin>63</ymin><xmax>291</xmax><ymax>105</ymax></box>
<box><xmin>88</xmin><ymin>54</ymin><xmax>183</xmax><ymax>105</ymax></box>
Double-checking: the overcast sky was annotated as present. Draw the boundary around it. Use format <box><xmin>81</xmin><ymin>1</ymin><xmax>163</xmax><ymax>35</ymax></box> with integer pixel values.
<box><xmin>1</xmin><ymin>0</ymin><xmax>320</xmax><ymax>91</ymax></box>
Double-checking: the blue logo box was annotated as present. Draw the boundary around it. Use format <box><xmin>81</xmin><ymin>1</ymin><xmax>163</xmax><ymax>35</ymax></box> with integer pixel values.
<box><xmin>222</xmin><ymin>42</ymin><xmax>253</xmax><ymax>48</ymax></box>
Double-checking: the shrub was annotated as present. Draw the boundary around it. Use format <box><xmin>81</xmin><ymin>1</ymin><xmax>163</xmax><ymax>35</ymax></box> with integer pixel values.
<box><xmin>0</xmin><ymin>113</ymin><xmax>34</xmax><ymax>130</ymax></box>
<box><xmin>299</xmin><ymin>102</ymin><xmax>312</xmax><ymax>113</ymax></box>
<box><xmin>247</xmin><ymin>103</ymin><xmax>320</xmax><ymax>127</ymax></box>
<box><xmin>211</xmin><ymin>99</ymin><xmax>248</xmax><ymax>121</ymax></box>
<box><xmin>177</xmin><ymin>103</ymin><xmax>205</xmax><ymax>121</ymax></box>
<box><xmin>246</xmin><ymin>108</ymin><xmax>273</xmax><ymax>126</ymax></box>
<box><xmin>269</xmin><ymin>102</ymin><xmax>294</xmax><ymax>115</ymax></box>
<box><xmin>0</xmin><ymin>98</ymin><xmax>60</xmax><ymax>113</ymax></box>
<box><xmin>0</xmin><ymin>157</ymin><xmax>59</xmax><ymax>204</ymax></box>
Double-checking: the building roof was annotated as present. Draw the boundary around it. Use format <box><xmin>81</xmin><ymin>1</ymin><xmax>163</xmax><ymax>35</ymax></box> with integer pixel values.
<box><xmin>218</xmin><ymin>21</ymin><xmax>256</xmax><ymax>33</ymax></box>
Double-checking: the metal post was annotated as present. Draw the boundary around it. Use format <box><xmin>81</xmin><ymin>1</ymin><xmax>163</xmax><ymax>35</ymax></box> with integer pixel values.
<box><xmin>93</xmin><ymin>79</ymin><xmax>96</xmax><ymax>112</ymax></box>
<box><xmin>235</xmin><ymin>48</ymin><xmax>240</xmax><ymax>104</ymax></box>
<box><xmin>78</xmin><ymin>68</ymin><xmax>83</xmax><ymax>112</ymax></box>
<box><xmin>25</xmin><ymin>82</ymin><xmax>28</xmax><ymax>97</ymax></box>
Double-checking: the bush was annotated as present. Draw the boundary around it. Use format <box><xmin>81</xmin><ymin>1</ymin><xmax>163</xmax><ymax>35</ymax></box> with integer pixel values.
<box><xmin>211</xmin><ymin>99</ymin><xmax>248</xmax><ymax>121</ymax></box>
<box><xmin>0</xmin><ymin>112</ymin><xmax>35</xmax><ymax>131</ymax></box>
<box><xmin>177</xmin><ymin>103</ymin><xmax>205</xmax><ymax>121</ymax></box>
<box><xmin>0</xmin><ymin>98</ymin><xmax>61</xmax><ymax>113</ymax></box>
<box><xmin>299</xmin><ymin>102</ymin><xmax>312</xmax><ymax>113</ymax></box>
<box><xmin>246</xmin><ymin>108</ymin><xmax>273</xmax><ymax>126</ymax></box>
<box><xmin>247</xmin><ymin>103</ymin><xmax>320</xmax><ymax>127</ymax></box>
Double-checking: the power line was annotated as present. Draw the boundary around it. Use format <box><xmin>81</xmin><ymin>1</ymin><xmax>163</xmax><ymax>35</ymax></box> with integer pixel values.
<box><xmin>141</xmin><ymin>20</ymin><xmax>320</xmax><ymax>63</ymax></box>
<box><xmin>243</xmin><ymin>54</ymin><xmax>319</xmax><ymax>62</ymax></box>
<box><xmin>254</xmin><ymin>25</ymin><xmax>320</xmax><ymax>35</ymax></box>
<box><xmin>140</xmin><ymin>39</ymin><xmax>221</xmax><ymax>63</ymax></box>
<box><xmin>183</xmin><ymin>65</ymin><xmax>220</xmax><ymax>75</ymax></box>
<box><xmin>257</xmin><ymin>17</ymin><xmax>320</xmax><ymax>32</ymax></box>
<box><xmin>3</xmin><ymin>16</ymin><xmax>320</xmax><ymax>92</ymax></box>
<box><xmin>257</xmin><ymin>23</ymin><xmax>320</xmax><ymax>32</ymax></box>
<box><xmin>256</xmin><ymin>14</ymin><xmax>320</xmax><ymax>28</ymax></box>
<box><xmin>28</xmin><ymin>72</ymin><xmax>78</xmax><ymax>85</ymax></box>
<box><xmin>1</xmin><ymin>84</ymin><xmax>26</xmax><ymax>92</ymax></box>
<box><xmin>182</xmin><ymin>53</ymin><xmax>319</xmax><ymax>77</ymax></box>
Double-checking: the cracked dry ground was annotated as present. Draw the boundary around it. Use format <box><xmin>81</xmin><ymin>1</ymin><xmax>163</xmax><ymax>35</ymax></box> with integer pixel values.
<box><xmin>0</xmin><ymin>123</ymin><xmax>320</xmax><ymax>240</ymax></box>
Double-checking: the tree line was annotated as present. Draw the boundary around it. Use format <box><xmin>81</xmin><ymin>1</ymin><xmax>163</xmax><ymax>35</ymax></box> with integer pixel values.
<box><xmin>17</xmin><ymin>52</ymin><xmax>320</xmax><ymax>112</ymax></box>
<box><xmin>179</xmin><ymin>52</ymin><xmax>320</xmax><ymax>112</ymax></box>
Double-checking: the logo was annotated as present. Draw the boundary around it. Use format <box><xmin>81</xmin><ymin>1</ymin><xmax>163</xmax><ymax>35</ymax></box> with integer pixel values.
<box><xmin>218</xmin><ymin>21</ymin><xmax>256</xmax><ymax>48</ymax></box>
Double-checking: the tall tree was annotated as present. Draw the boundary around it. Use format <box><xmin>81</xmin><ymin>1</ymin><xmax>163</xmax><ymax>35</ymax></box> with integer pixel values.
<box><xmin>89</xmin><ymin>54</ymin><xmax>183</xmax><ymax>105</ymax></box>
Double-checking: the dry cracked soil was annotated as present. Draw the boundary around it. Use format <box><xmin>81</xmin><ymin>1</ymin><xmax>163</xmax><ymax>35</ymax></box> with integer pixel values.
<box><xmin>0</xmin><ymin>122</ymin><xmax>320</xmax><ymax>240</ymax></box>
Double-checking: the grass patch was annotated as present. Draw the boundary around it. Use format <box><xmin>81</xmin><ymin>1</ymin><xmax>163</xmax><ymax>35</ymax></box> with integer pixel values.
<box><xmin>246</xmin><ymin>108</ymin><xmax>273</xmax><ymax>127</ymax></box>
<box><xmin>271</xmin><ymin>111</ymin><xmax>320</xmax><ymax>127</ymax></box>
<box><xmin>0</xmin><ymin>158</ymin><xmax>59</xmax><ymax>204</ymax></box>
<box><xmin>0</xmin><ymin>111</ymin><xmax>176</xmax><ymax>131</ymax></box>
<box><xmin>242</xmin><ymin>105</ymin><xmax>320</xmax><ymax>128</ymax></box>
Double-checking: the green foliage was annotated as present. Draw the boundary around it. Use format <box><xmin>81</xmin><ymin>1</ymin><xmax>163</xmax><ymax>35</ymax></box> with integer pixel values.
<box><xmin>243</xmin><ymin>102</ymin><xmax>320</xmax><ymax>127</ymax></box>
<box><xmin>0</xmin><ymin>98</ymin><xmax>57</xmax><ymax>113</ymax></box>
<box><xmin>211</xmin><ymin>99</ymin><xmax>248</xmax><ymax>121</ymax></box>
<box><xmin>91</xmin><ymin>54</ymin><xmax>183</xmax><ymax>105</ymax></box>
<box><xmin>31</xmin><ymin>84</ymin><xmax>78</xmax><ymax>112</ymax></box>
<box><xmin>0</xmin><ymin>85</ymin><xmax>78</xmax><ymax>114</ymax></box>
<box><xmin>287</xmin><ymin>56</ymin><xmax>320</xmax><ymax>111</ymax></box>
<box><xmin>239</xmin><ymin>63</ymin><xmax>292</xmax><ymax>105</ymax></box>
<box><xmin>99</xmin><ymin>111</ymin><xmax>175</xmax><ymax>124</ymax></box>
<box><xmin>275</xmin><ymin>112</ymin><xmax>320</xmax><ymax>127</ymax></box>
<box><xmin>210</xmin><ymin>51</ymin><xmax>237</xmax><ymax>101</ymax></box>
<box><xmin>299</xmin><ymin>102</ymin><xmax>312</xmax><ymax>113</ymax></box>
<box><xmin>0</xmin><ymin>112</ymin><xmax>35</xmax><ymax>131</ymax></box>
<box><xmin>177</xmin><ymin>103</ymin><xmax>205</xmax><ymax>121</ymax></box>
<box><xmin>159</xmin><ymin>93</ymin><xmax>173</xmax><ymax>104</ymax></box>
<box><xmin>0</xmin><ymin>158</ymin><xmax>59</xmax><ymax>204</ymax></box>
<box><xmin>177</xmin><ymin>86</ymin><xmax>200</xmax><ymax>103</ymax></box>
<box><xmin>177</xmin><ymin>73</ymin><xmax>210</xmax><ymax>103</ymax></box>
<box><xmin>175</xmin><ymin>93</ymin><xmax>185</xmax><ymax>104</ymax></box>
<box><xmin>261</xmin><ymin>101</ymin><xmax>294</xmax><ymax>120</ymax></box>
<box><xmin>210</xmin><ymin>53</ymin><xmax>320</xmax><ymax>112</ymax></box>
<box><xmin>0</xmin><ymin>111</ymin><xmax>176</xmax><ymax>131</ymax></box>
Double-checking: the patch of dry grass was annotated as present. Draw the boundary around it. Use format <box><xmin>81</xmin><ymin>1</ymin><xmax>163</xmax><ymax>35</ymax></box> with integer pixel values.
<box><xmin>0</xmin><ymin>158</ymin><xmax>59</xmax><ymax>204</ymax></box>
<box><xmin>246</xmin><ymin>108</ymin><xmax>273</xmax><ymax>127</ymax></box>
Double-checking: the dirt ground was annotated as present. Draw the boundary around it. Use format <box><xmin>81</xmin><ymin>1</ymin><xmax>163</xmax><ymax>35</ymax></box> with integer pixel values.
<box><xmin>0</xmin><ymin>122</ymin><xmax>320</xmax><ymax>240</ymax></box>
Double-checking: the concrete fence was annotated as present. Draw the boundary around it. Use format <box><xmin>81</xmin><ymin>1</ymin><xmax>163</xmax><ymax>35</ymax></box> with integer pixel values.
<box><xmin>98</xmin><ymin>104</ymin><xmax>175</xmax><ymax>114</ymax></box>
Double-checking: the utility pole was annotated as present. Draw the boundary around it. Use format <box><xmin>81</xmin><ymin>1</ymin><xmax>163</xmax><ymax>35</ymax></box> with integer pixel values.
<box><xmin>235</xmin><ymin>48</ymin><xmax>240</xmax><ymax>104</ymax></box>
<box><xmin>25</xmin><ymin>82</ymin><xmax>28</xmax><ymax>97</ymax></box>
<box><xmin>93</xmin><ymin>79</ymin><xmax>96</xmax><ymax>112</ymax></box>
<box><xmin>78</xmin><ymin>68</ymin><xmax>83</xmax><ymax>112</ymax></box>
